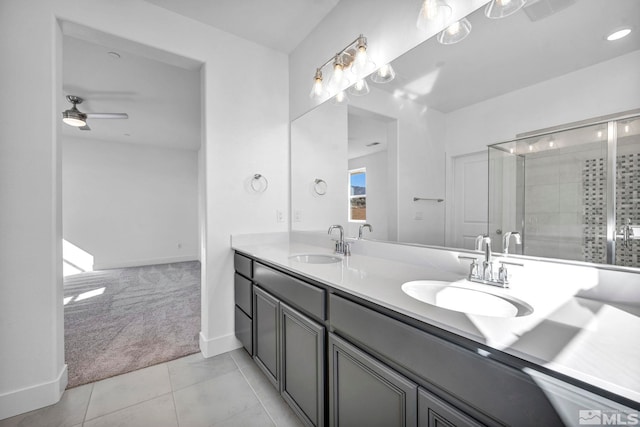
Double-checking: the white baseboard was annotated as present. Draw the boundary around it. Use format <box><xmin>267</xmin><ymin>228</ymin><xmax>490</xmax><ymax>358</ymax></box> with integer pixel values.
<box><xmin>0</xmin><ymin>364</ymin><xmax>68</xmax><ymax>421</ymax></box>
<box><xmin>94</xmin><ymin>255</ymin><xmax>198</xmax><ymax>270</ymax></box>
<box><xmin>199</xmin><ymin>331</ymin><xmax>242</xmax><ymax>358</ymax></box>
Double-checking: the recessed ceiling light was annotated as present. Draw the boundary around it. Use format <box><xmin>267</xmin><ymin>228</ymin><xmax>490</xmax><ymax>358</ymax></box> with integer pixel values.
<box><xmin>606</xmin><ymin>28</ymin><xmax>631</xmax><ymax>41</ymax></box>
<box><xmin>107</xmin><ymin>51</ymin><xmax>121</xmax><ymax>59</ymax></box>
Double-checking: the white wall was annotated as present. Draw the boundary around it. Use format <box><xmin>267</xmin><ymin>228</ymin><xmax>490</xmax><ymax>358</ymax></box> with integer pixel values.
<box><xmin>62</xmin><ymin>137</ymin><xmax>199</xmax><ymax>269</ymax></box>
<box><xmin>289</xmin><ymin>0</ymin><xmax>488</xmax><ymax>120</ymax></box>
<box><xmin>0</xmin><ymin>0</ymin><xmax>288</xmax><ymax>419</ymax></box>
<box><xmin>291</xmin><ymin>103</ymin><xmax>348</xmax><ymax>231</ymax></box>
<box><xmin>351</xmin><ymin>88</ymin><xmax>447</xmax><ymax>246</ymax></box>
<box><xmin>445</xmin><ymin>50</ymin><xmax>640</xmax><ymax>157</ymax></box>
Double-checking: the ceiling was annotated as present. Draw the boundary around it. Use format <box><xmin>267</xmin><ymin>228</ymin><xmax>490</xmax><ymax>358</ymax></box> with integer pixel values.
<box><xmin>377</xmin><ymin>0</ymin><xmax>640</xmax><ymax>113</ymax></box>
<box><xmin>62</xmin><ymin>29</ymin><xmax>201</xmax><ymax>151</ymax></box>
<box><xmin>143</xmin><ymin>0</ymin><xmax>341</xmax><ymax>53</ymax></box>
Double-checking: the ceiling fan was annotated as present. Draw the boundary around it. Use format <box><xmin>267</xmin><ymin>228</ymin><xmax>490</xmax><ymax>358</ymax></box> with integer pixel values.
<box><xmin>62</xmin><ymin>95</ymin><xmax>128</xmax><ymax>131</ymax></box>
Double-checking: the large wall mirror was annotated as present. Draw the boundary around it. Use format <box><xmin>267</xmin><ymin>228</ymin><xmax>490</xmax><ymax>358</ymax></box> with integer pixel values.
<box><xmin>291</xmin><ymin>0</ymin><xmax>640</xmax><ymax>268</ymax></box>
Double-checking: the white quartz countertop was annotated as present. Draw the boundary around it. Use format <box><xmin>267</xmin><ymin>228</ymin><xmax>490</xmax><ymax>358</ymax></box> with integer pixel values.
<box><xmin>232</xmin><ymin>236</ymin><xmax>640</xmax><ymax>405</ymax></box>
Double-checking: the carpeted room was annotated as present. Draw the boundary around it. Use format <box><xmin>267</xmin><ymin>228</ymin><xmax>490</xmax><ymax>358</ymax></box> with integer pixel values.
<box><xmin>61</xmin><ymin>30</ymin><xmax>202</xmax><ymax>387</ymax></box>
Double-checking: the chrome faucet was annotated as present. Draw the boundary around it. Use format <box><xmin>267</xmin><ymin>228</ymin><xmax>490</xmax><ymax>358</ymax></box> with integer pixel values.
<box><xmin>328</xmin><ymin>225</ymin><xmax>350</xmax><ymax>256</ymax></box>
<box><xmin>502</xmin><ymin>231</ymin><xmax>522</xmax><ymax>255</ymax></box>
<box><xmin>358</xmin><ymin>223</ymin><xmax>373</xmax><ymax>239</ymax></box>
<box><xmin>458</xmin><ymin>234</ymin><xmax>524</xmax><ymax>288</ymax></box>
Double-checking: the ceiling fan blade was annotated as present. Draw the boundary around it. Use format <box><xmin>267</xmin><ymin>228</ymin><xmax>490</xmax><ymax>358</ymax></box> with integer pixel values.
<box><xmin>79</xmin><ymin>125</ymin><xmax>91</xmax><ymax>131</ymax></box>
<box><xmin>85</xmin><ymin>113</ymin><xmax>128</xmax><ymax>119</ymax></box>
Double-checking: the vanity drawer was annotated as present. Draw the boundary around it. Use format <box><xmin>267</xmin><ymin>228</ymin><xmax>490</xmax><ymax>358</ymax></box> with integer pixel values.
<box><xmin>235</xmin><ymin>252</ymin><xmax>253</xmax><ymax>278</ymax></box>
<box><xmin>234</xmin><ymin>305</ymin><xmax>252</xmax><ymax>355</ymax></box>
<box><xmin>234</xmin><ymin>273</ymin><xmax>252</xmax><ymax>317</ymax></box>
<box><xmin>329</xmin><ymin>294</ymin><xmax>563</xmax><ymax>426</ymax></box>
<box><xmin>253</xmin><ymin>263</ymin><xmax>325</xmax><ymax>321</ymax></box>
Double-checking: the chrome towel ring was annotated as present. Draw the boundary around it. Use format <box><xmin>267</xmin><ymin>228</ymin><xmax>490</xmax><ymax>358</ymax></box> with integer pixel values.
<box><xmin>251</xmin><ymin>174</ymin><xmax>269</xmax><ymax>193</ymax></box>
<box><xmin>314</xmin><ymin>178</ymin><xmax>327</xmax><ymax>195</ymax></box>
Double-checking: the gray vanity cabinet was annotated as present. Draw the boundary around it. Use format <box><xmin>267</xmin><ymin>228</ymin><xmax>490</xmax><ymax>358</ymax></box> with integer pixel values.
<box><xmin>418</xmin><ymin>388</ymin><xmax>483</xmax><ymax>427</ymax></box>
<box><xmin>253</xmin><ymin>286</ymin><xmax>280</xmax><ymax>387</ymax></box>
<box><xmin>234</xmin><ymin>254</ymin><xmax>253</xmax><ymax>355</ymax></box>
<box><xmin>252</xmin><ymin>284</ymin><xmax>325</xmax><ymax>427</ymax></box>
<box><xmin>281</xmin><ymin>302</ymin><xmax>325</xmax><ymax>427</ymax></box>
<box><xmin>328</xmin><ymin>333</ymin><xmax>418</xmax><ymax>427</ymax></box>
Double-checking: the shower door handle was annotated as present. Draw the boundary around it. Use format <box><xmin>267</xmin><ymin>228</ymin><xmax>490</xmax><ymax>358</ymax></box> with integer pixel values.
<box><xmin>616</xmin><ymin>218</ymin><xmax>640</xmax><ymax>248</ymax></box>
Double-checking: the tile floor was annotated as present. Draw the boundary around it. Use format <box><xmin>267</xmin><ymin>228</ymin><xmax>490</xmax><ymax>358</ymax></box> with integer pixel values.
<box><xmin>0</xmin><ymin>349</ymin><xmax>304</xmax><ymax>427</ymax></box>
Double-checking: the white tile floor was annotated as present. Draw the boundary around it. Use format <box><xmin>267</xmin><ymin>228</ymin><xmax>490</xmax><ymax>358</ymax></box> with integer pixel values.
<box><xmin>0</xmin><ymin>349</ymin><xmax>304</xmax><ymax>427</ymax></box>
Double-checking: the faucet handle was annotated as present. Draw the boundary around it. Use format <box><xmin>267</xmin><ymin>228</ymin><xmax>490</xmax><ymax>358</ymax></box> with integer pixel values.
<box><xmin>458</xmin><ymin>255</ymin><xmax>479</xmax><ymax>280</ymax></box>
<box><xmin>497</xmin><ymin>260</ymin><xmax>524</xmax><ymax>287</ymax></box>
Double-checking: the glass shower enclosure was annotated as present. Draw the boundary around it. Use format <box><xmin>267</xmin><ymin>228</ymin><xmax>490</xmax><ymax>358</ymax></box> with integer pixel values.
<box><xmin>488</xmin><ymin>111</ymin><xmax>640</xmax><ymax>268</ymax></box>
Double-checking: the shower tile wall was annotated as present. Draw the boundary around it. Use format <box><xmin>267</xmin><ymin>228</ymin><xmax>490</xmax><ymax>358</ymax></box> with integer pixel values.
<box><xmin>524</xmin><ymin>147</ymin><xmax>603</xmax><ymax>261</ymax></box>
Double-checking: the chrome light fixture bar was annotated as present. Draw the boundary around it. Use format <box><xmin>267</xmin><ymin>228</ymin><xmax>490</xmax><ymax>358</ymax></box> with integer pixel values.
<box><xmin>309</xmin><ymin>34</ymin><xmax>376</xmax><ymax>102</ymax></box>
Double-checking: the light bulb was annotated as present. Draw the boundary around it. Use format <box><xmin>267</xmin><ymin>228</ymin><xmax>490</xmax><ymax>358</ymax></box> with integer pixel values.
<box><xmin>417</xmin><ymin>0</ymin><xmax>452</xmax><ymax>31</ymax></box>
<box><xmin>332</xmin><ymin>90</ymin><xmax>349</xmax><ymax>105</ymax></box>
<box><xmin>485</xmin><ymin>0</ymin><xmax>527</xmax><ymax>19</ymax></box>
<box><xmin>309</xmin><ymin>68</ymin><xmax>327</xmax><ymax>100</ymax></box>
<box><xmin>328</xmin><ymin>55</ymin><xmax>350</xmax><ymax>91</ymax></box>
<box><xmin>350</xmin><ymin>35</ymin><xmax>376</xmax><ymax>78</ymax></box>
<box><xmin>528</xmin><ymin>144</ymin><xmax>533</xmax><ymax>152</ymax></box>
<box><xmin>597</xmin><ymin>130</ymin><xmax>603</xmax><ymax>138</ymax></box>
<box><xmin>370</xmin><ymin>63</ymin><xmax>396</xmax><ymax>83</ymax></box>
<box><xmin>625</xmin><ymin>125</ymin><xmax>630</xmax><ymax>133</ymax></box>
<box><xmin>437</xmin><ymin>18</ymin><xmax>472</xmax><ymax>45</ymax></box>
<box><xmin>549</xmin><ymin>140</ymin><xmax>555</xmax><ymax>148</ymax></box>
<box><xmin>509</xmin><ymin>148</ymin><xmax>514</xmax><ymax>154</ymax></box>
<box><xmin>348</xmin><ymin>79</ymin><xmax>370</xmax><ymax>96</ymax></box>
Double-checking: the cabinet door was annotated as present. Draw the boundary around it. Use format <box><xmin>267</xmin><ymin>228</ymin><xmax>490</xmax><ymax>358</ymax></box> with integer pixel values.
<box><xmin>253</xmin><ymin>286</ymin><xmax>280</xmax><ymax>388</ymax></box>
<box><xmin>418</xmin><ymin>388</ymin><xmax>483</xmax><ymax>427</ymax></box>
<box><xmin>280</xmin><ymin>303</ymin><xmax>325</xmax><ymax>427</ymax></box>
<box><xmin>329</xmin><ymin>334</ymin><xmax>417</xmax><ymax>427</ymax></box>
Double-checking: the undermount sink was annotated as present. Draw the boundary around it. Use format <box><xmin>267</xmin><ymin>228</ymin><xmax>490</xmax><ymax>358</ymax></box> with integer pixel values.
<box><xmin>289</xmin><ymin>254</ymin><xmax>342</xmax><ymax>264</ymax></box>
<box><xmin>401</xmin><ymin>280</ymin><xmax>533</xmax><ymax>318</ymax></box>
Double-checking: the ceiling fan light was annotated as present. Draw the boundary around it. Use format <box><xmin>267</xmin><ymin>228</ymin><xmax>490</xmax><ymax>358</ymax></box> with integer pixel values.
<box><xmin>62</xmin><ymin>110</ymin><xmax>86</xmax><ymax>127</ymax></box>
<box><xmin>484</xmin><ymin>0</ymin><xmax>527</xmax><ymax>19</ymax></box>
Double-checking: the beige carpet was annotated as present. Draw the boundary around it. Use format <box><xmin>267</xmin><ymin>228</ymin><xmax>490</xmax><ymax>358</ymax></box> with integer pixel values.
<box><xmin>63</xmin><ymin>261</ymin><xmax>201</xmax><ymax>388</ymax></box>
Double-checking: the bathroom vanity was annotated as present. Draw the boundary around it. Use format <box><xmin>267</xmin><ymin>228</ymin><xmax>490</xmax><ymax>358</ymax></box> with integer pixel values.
<box><xmin>232</xmin><ymin>235</ymin><xmax>640</xmax><ymax>427</ymax></box>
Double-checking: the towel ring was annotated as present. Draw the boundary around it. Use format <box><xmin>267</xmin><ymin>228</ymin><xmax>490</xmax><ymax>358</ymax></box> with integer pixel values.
<box><xmin>251</xmin><ymin>174</ymin><xmax>269</xmax><ymax>193</ymax></box>
<box><xmin>314</xmin><ymin>178</ymin><xmax>327</xmax><ymax>196</ymax></box>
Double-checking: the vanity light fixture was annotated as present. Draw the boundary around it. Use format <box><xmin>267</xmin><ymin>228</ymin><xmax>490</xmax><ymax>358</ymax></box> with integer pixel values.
<box><xmin>349</xmin><ymin>78</ymin><xmax>371</xmax><ymax>96</ymax></box>
<box><xmin>485</xmin><ymin>0</ymin><xmax>527</xmax><ymax>19</ymax></box>
<box><xmin>606</xmin><ymin>28</ymin><xmax>632</xmax><ymax>41</ymax></box>
<box><xmin>437</xmin><ymin>18</ymin><xmax>472</xmax><ymax>45</ymax></box>
<box><xmin>332</xmin><ymin>90</ymin><xmax>350</xmax><ymax>105</ymax></box>
<box><xmin>327</xmin><ymin>54</ymin><xmax>351</xmax><ymax>91</ymax></box>
<box><xmin>417</xmin><ymin>0</ymin><xmax>452</xmax><ymax>30</ymax></box>
<box><xmin>370</xmin><ymin>63</ymin><xmax>396</xmax><ymax>83</ymax></box>
<box><xmin>309</xmin><ymin>68</ymin><xmax>328</xmax><ymax>101</ymax></box>
<box><xmin>309</xmin><ymin>34</ymin><xmax>376</xmax><ymax>101</ymax></box>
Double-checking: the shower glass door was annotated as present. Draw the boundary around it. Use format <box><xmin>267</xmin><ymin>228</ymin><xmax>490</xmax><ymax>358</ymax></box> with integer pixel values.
<box><xmin>488</xmin><ymin>111</ymin><xmax>640</xmax><ymax>268</ymax></box>
<box><xmin>615</xmin><ymin>116</ymin><xmax>640</xmax><ymax>267</ymax></box>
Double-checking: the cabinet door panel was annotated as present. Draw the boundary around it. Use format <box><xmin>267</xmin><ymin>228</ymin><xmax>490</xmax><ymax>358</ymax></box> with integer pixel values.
<box><xmin>329</xmin><ymin>334</ymin><xmax>417</xmax><ymax>427</ymax></box>
<box><xmin>418</xmin><ymin>388</ymin><xmax>483</xmax><ymax>427</ymax></box>
<box><xmin>281</xmin><ymin>303</ymin><xmax>324</xmax><ymax>427</ymax></box>
<box><xmin>253</xmin><ymin>286</ymin><xmax>279</xmax><ymax>388</ymax></box>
